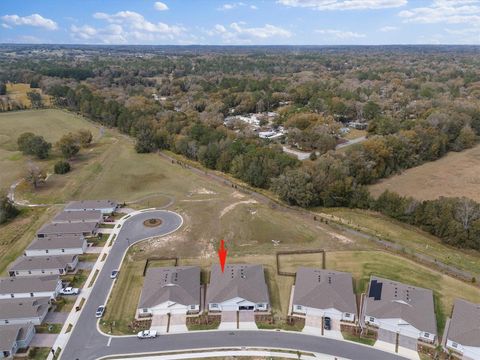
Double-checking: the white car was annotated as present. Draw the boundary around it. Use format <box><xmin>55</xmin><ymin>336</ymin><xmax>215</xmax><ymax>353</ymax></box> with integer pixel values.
<box><xmin>60</xmin><ymin>287</ymin><xmax>80</xmax><ymax>295</ymax></box>
<box><xmin>137</xmin><ymin>330</ymin><xmax>157</xmax><ymax>339</ymax></box>
<box><xmin>110</xmin><ymin>270</ymin><xmax>119</xmax><ymax>279</ymax></box>
<box><xmin>95</xmin><ymin>305</ymin><xmax>106</xmax><ymax>318</ymax></box>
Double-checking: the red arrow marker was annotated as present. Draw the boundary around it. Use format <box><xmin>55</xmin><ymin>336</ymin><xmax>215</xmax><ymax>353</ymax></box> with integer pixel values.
<box><xmin>218</xmin><ymin>239</ymin><xmax>228</xmax><ymax>273</ymax></box>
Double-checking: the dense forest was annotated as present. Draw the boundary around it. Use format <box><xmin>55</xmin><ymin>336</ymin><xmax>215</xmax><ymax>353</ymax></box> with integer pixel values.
<box><xmin>1</xmin><ymin>45</ymin><xmax>480</xmax><ymax>250</ymax></box>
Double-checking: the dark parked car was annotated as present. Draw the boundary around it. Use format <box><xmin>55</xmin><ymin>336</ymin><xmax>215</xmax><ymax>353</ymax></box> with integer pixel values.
<box><xmin>324</xmin><ymin>317</ymin><xmax>331</xmax><ymax>330</ymax></box>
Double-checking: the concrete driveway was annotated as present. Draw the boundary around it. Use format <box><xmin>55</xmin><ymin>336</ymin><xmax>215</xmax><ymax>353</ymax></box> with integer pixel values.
<box><xmin>169</xmin><ymin>314</ymin><xmax>188</xmax><ymax>333</ymax></box>
<box><xmin>303</xmin><ymin>315</ymin><xmax>342</xmax><ymax>339</ymax></box>
<box><xmin>238</xmin><ymin>311</ymin><xmax>257</xmax><ymax>330</ymax></box>
<box><xmin>30</xmin><ymin>334</ymin><xmax>58</xmax><ymax>347</ymax></box>
<box><xmin>150</xmin><ymin>314</ymin><xmax>168</xmax><ymax>334</ymax></box>
<box><xmin>219</xmin><ymin>311</ymin><xmax>237</xmax><ymax>330</ymax></box>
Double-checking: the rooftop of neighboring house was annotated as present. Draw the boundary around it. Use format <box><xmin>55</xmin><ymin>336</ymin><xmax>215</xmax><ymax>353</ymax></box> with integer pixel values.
<box><xmin>447</xmin><ymin>299</ymin><xmax>480</xmax><ymax>347</ymax></box>
<box><xmin>138</xmin><ymin>266</ymin><xmax>200</xmax><ymax>308</ymax></box>
<box><xmin>37</xmin><ymin>221</ymin><xmax>97</xmax><ymax>236</ymax></box>
<box><xmin>52</xmin><ymin>210</ymin><xmax>103</xmax><ymax>223</ymax></box>
<box><xmin>207</xmin><ymin>264</ymin><xmax>269</xmax><ymax>305</ymax></box>
<box><xmin>0</xmin><ymin>275</ymin><xmax>60</xmax><ymax>294</ymax></box>
<box><xmin>8</xmin><ymin>254</ymin><xmax>77</xmax><ymax>272</ymax></box>
<box><xmin>27</xmin><ymin>235</ymin><xmax>86</xmax><ymax>250</ymax></box>
<box><xmin>293</xmin><ymin>267</ymin><xmax>357</xmax><ymax>315</ymax></box>
<box><xmin>0</xmin><ymin>324</ymin><xmax>35</xmax><ymax>353</ymax></box>
<box><xmin>0</xmin><ymin>297</ymin><xmax>50</xmax><ymax>319</ymax></box>
<box><xmin>64</xmin><ymin>200</ymin><xmax>117</xmax><ymax>211</ymax></box>
<box><xmin>364</xmin><ymin>276</ymin><xmax>437</xmax><ymax>334</ymax></box>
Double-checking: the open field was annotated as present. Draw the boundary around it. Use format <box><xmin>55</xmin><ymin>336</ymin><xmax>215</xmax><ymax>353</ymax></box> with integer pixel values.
<box><xmin>320</xmin><ymin>208</ymin><xmax>480</xmax><ymax>278</ymax></box>
<box><xmin>0</xmin><ymin>109</ymin><xmax>103</xmax><ymax>194</ymax></box>
<box><xmin>369</xmin><ymin>144</ymin><xmax>480</xmax><ymax>202</ymax></box>
<box><xmin>5</xmin><ymin>82</ymin><xmax>51</xmax><ymax>108</ymax></box>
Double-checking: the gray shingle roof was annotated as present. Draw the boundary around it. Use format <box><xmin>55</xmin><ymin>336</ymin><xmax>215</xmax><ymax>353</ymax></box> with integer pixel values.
<box><xmin>65</xmin><ymin>200</ymin><xmax>117</xmax><ymax>211</ymax></box>
<box><xmin>207</xmin><ymin>264</ymin><xmax>269</xmax><ymax>304</ymax></box>
<box><xmin>0</xmin><ymin>275</ymin><xmax>60</xmax><ymax>294</ymax></box>
<box><xmin>0</xmin><ymin>324</ymin><xmax>34</xmax><ymax>352</ymax></box>
<box><xmin>447</xmin><ymin>299</ymin><xmax>480</xmax><ymax>346</ymax></box>
<box><xmin>27</xmin><ymin>235</ymin><xmax>85</xmax><ymax>250</ymax></box>
<box><xmin>37</xmin><ymin>222</ymin><xmax>97</xmax><ymax>236</ymax></box>
<box><xmin>138</xmin><ymin>266</ymin><xmax>200</xmax><ymax>308</ymax></box>
<box><xmin>8</xmin><ymin>255</ymin><xmax>77</xmax><ymax>272</ymax></box>
<box><xmin>293</xmin><ymin>267</ymin><xmax>357</xmax><ymax>314</ymax></box>
<box><xmin>52</xmin><ymin>210</ymin><xmax>102</xmax><ymax>223</ymax></box>
<box><xmin>364</xmin><ymin>276</ymin><xmax>437</xmax><ymax>334</ymax></box>
<box><xmin>0</xmin><ymin>297</ymin><xmax>50</xmax><ymax>319</ymax></box>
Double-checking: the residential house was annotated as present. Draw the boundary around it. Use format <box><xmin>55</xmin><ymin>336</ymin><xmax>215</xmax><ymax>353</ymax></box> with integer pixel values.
<box><xmin>362</xmin><ymin>276</ymin><xmax>437</xmax><ymax>344</ymax></box>
<box><xmin>0</xmin><ymin>297</ymin><xmax>50</xmax><ymax>325</ymax></box>
<box><xmin>0</xmin><ymin>324</ymin><xmax>36</xmax><ymax>359</ymax></box>
<box><xmin>137</xmin><ymin>266</ymin><xmax>200</xmax><ymax>318</ymax></box>
<box><xmin>37</xmin><ymin>222</ymin><xmax>98</xmax><ymax>238</ymax></box>
<box><xmin>52</xmin><ymin>210</ymin><xmax>103</xmax><ymax>224</ymax></box>
<box><xmin>8</xmin><ymin>255</ymin><xmax>78</xmax><ymax>277</ymax></box>
<box><xmin>207</xmin><ymin>264</ymin><xmax>269</xmax><ymax>312</ymax></box>
<box><xmin>25</xmin><ymin>235</ymin><xmax>87</xmax><ymax>257</ymax></box>
<box><xmin>0</xmin><ymin>275</ymin><xmax>62</xmax><ymax>300</ymax></box>
<box><xmin>64</xmin><ymin>200</ymin><xmax>118</xmax><ymax>214</ymax></box>
<box><xmin>445</xmin><ymin>299</ymin><xmax>480</xmax><ymax>359</ymax></box>
<box><xmin>292</xmin><ymin>268</ymin><xmax>357</xmax><ymax>322</ymax></box>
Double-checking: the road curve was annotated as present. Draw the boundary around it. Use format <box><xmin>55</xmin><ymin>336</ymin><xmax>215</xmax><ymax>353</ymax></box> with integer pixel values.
<box><xmin>61</xmin><ymin>209</ymin><xmax>406</xmax><ymax>360</ymax></box>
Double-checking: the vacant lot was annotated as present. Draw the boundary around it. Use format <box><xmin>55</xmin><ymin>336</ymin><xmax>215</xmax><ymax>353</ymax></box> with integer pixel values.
<box><xmin>369</xmin><ymin>144</ymin><xmax>480</xmax><ymax>202</ymax></box>
<box><xmin>5</xmin><ymin>82</ymin><xmax>51</xmax><ymax>108</ymax></box>
<box><xmin>321</xmin><ymin>208</ymin><xmax>480</xmax><ymax>278</ymax></box>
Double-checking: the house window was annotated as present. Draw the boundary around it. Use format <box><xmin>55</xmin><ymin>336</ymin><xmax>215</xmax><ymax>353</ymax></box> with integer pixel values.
<box><xmin>61</xmin><ymin>249</ymin><xmax>65</xmax><ymax>253</ymax></box>
<box><xmin>45</xmin><ymin>250</ymin><xmax>49</xmax><ymax>254</ymax></box>
<box><xmin>190</xmin><ymin>305</ymin><xmax>196</xmax><ymax>310</ymax></box>
<box><xmin>345</xmin><ymin>313</ymin><xmax>351</xmax><ymax>317</ymax></box>
<box><xmin>424</xmin><ymin>332</ymin><xmax>430</xmax><ymax>338</ymax></box>
<box><xmin>211</xmin><ymin>304</ymin><xmax>218</xmax><ymax>308</ymax></box>
<box><xmin>5</xmin><ymin>320</ymin><xmax>9</xmax><ymax>324</ymax></box>
<box><xmin>30</xmin><ymin>293</ymin><xmax>34</xmax><ymax>297</ymax></box>
<box><xmin>452</xmin><ymin>342</ymin><xmax>458</xmax><ymax>348</ymax></box>
<box><xmin>296</xmin><ymin>305</ymin><xmax>302</xmax><ymax>310</ymax></box>
<box><xmin>41</xmin><ymin>270</ymin><xmax>45</xmax><ymax>274</ymax></box>
<box><xmin>10</xmin><ymin>294</ymin><xmax>14</xmax><ymax>298</ymax></box>
<box><xmin>142</xmin><ymin>308</ymin><xmax>149</xmax><ymax>313</ymax></box>
<box><xmin>369</xmin><ymin>317</ymin><xmax>375</xmax><ymax>322</ymax></box>
<box><xmin>28</xmin><ymin>271</ymin><xmax>31</xmax><ymax>274</ymax></box>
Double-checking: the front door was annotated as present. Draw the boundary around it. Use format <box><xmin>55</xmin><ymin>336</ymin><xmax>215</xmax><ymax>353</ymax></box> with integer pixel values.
<box><xmin>239</xmin><ymin>305</ymin><xmax>254</xmax><ymax>310</ymax></box>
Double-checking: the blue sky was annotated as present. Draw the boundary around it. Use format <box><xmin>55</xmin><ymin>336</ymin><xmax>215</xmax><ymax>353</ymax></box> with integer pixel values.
<box><xmin>1</xmin><ymin>0</ymin><xmax>479</xmax><ymax>45</ymax></box>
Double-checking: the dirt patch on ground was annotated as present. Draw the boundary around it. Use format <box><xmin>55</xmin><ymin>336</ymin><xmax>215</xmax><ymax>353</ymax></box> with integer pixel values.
<box><xmin>317</xmin><ymin>225</ymin><xmax>354</xmax><ymax>244</ymax></box>
<box><xmin>220</xmin><ymin>199</ymin><xmax>258</xmax><ymax>218</ymax></box>
<box><xmin>232</xmin><ymin>191</ymin><xmax>246</xmax><ymax>199</ymax></box>
<box><xmin>188</xmin><ymin>187</ymin><xmax>217</xmax><ymax>196</ymax></box>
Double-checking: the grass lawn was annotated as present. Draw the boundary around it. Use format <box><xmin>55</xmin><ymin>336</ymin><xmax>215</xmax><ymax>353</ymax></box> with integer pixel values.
<box><xmin>35</xmin><ymin>323</ymin><xmax>62</xmax><ymax>334</ymax></box>
<box><xmin>320</xmin><ymin>208</ymin><xmax>480</xmax><ymax>278</ymax></box>
<box><xmin>368</xmin><ymin>143</ymin><xmax>480</xmax><ymax>202</ymax></box>
<box><xmin>18</xmin><ymin>347</ymin><xmax>51</xmax><ymax>360</ymax></box>
<box><xmin>326</xmin><ymin>250</ymin><xmax>480</xmax><ymax>335</ymax></box>
<box><xmin>5</xmin><ymin>83</ymin><xmax>51</xmax><ymax>108</ymax></box>
<box><xmin>62</xmin><ymin>269</ymin><xmax>90</xmax><ymax>289</ymax></box>
<box><xmin>54</xmin><ymin>297</ymin><xmax>76</xmax><ymax>312</ymax></box>
<box><xmin>342</xmin><ymin>332</ymin><xmax>376</xmax><ymax>346</ymax></box>
<box><xmin>88</xmin><ymin>234</ymin><xmax>109</xmax><ymax>247</ymax></box>
<box><xmin>78</xmin><ymin>253</ymin><xmax>100</xmax><ymax>262</ymax></box>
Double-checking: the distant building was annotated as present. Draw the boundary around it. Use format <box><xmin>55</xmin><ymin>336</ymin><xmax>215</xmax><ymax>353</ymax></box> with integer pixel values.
<box><xmin>8</xmin><ymin>255</ymin><xmax>78</xmax><ymax>277</ymax></box>
<box><xmin>37</xmin><ymin>222</ymin><xmax>98</xmax><ymax>238</ymax></box>
<box><xmin>348</xmin><ymin>121</ymin><xmax>368</xmax><ymax>130</ymax></box>
<box><xmin>0</xmin><ymin>297</ymin><xmax>50</xmax><ymax>325</ymax></box>
<box><xmin>137</xmin><ymin>266</ymin><xmax>200</xmax><ymax>318</ymax></box>
<box><xmin>64</xmin><ymin>200</ymin><xmax>118</xmax><ymax>214</ymax></box>
<box><xmin>0</xmin><ymin>276</ymin><xmax>62</xmax><ymax>300</ymax></box>
<box><xmin>207</xmin><ymin>264</ymin><xmax>269</xmax><ymax>312</ymax></box>
<box><xmin>445</xmin><ymin>299</ymin><xmax>480</xmax><ymax>359</ymax></box>
<box><xmin>0</xmin><ymin>324</ymin><xmax>36</xmax><ymax>358</ymax></box>
<box><xmin>292</xmin><ymin>268</ymin><xmax>357</xmax><ymax>322</ymax></box>
<box><xmin>362</xmin><ymin>276</ymin><xmax>437</xmax><ymax>344</ymax></box>
<box><xmin>25</xmin><ymin>235</ymin><xmax>87</xmax><ymax>257</ymax></box>
<box><xmin>52</xmin><ymin>210</ymin><xmax>103</xmax><ymax>224</ymax></box>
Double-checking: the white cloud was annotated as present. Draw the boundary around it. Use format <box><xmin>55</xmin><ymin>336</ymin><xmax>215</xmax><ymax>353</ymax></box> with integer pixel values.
<box><xmin>208</xmin><ymin>22</ymin><xmax>292</xmax><ymax>43</ymax></box>
<box><xmin>154</xmin><ymin>2</ymin><xmax>169</xmax><ymax>11</ymax></box>
<box><xmin>1</xmin><ymin>13</ymin><xmax>58</xmax><ymax>30</ymax></box>
<box><xmin>380</xmin><ymin>25</ymin><xmax>398</xmax><ymax>32</ymax></box>
<box><xmin>277</xmin><ymin>0</ymin><xmax>407</xmax><ymax>11</ymax></box>
<box><xmin>70</xmin><ymin>10</ymin><xmax>188</xmax><ymax>44</ymax></box>
<box><xmin>218</xmin><ymin>2</ymin><xmax>257</xmax><ymax>10</ymax></box>
<box><xmin>315</xmin><ymin>29</ymin><xmax>366</xmax><ymax>39</ymax></box>
<box><xmin>399</xmin><ymin>0</ymin><xmax>480</xmax><ymax>25</ymax></box>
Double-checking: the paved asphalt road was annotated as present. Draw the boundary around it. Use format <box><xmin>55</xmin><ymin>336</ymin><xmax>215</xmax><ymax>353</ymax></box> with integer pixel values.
<box><xmin>61</xmin><ymin>210</ymin><xmax>406</xmax><ymax>360</ymax></box>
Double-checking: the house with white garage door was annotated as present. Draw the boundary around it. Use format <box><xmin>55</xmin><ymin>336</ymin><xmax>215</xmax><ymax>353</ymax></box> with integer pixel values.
<box><xmin>445</xmin><ymin>299</ymin><xmax>480</xmax><ymax>360</ymax></box>
<box><xmin>207</xmin><ymin>264</ymin><xmax>269</xmax><ymax>312</ymax></box>
<box><xmin>137</xmin><ymin>266</ymin><xmax>200</xmax><ymax>318</ymax></box>
<box><xmin>25</xmin><ymin>235</ymin><xmax>87</xmax><ymax>257</ymax></box>
<box><xmin>362</xmin><ymin>276</ymin><xmax>437</xmax><ymax>344</ymax></box>
<box><xmin>0</xmin><ymin>324</ymin><xmax>36</xmax><ymax>359</ymax></box>
<box><xmin>8</xmin><ymin>254</ymin><xmax>78</xmax><ymax>277</ymax></box>
<box><xmin>292</xmin><ymin>268</ymin><xmax>357</xmax><ymax>322</ymax></box>
<box><xmin>0</xmin><ymin>297</ymin><xmax>50</xmax><ymax>325</ymax></box>
<box><xmin>0</xmin><ymin>275</ymin><xmax>62</xmax><ymax>300</ymax></box>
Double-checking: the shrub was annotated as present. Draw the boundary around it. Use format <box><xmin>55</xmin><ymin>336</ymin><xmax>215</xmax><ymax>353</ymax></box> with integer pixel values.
<box><xmin>54</xmin><ymin>161</ymin><xmax>71</xmax><ymax>174</ymax></box>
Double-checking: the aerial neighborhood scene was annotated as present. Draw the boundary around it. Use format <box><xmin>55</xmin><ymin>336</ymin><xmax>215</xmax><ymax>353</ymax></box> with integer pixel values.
<box><xmin>1</xmin><ymin>1</ymin><xmax>480</xmax><ymax>360</ymax></box>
